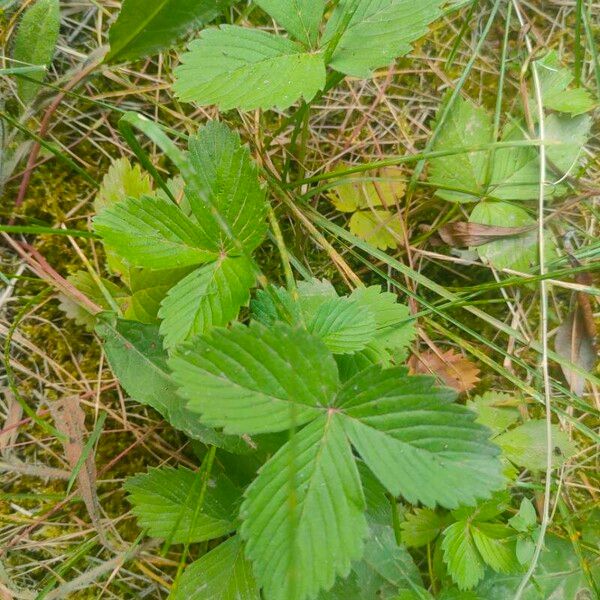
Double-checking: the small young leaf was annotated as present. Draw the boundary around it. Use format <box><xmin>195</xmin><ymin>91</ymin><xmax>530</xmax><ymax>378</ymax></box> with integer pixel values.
<box><xmin>12</xmin><ymin>0</ymin><xmax>60</xmax><ymax>105</ymax></box>
<box><xmin>171</xmin><ymin>535</ymin><xmax>260</xmax><ymax>600</ymax></box>
<box><xmin>256</xmin><ymin>0</ymin><xmax>325</xmax><ymax>46</ymax></box>
<box><xmin>125</xmin><ymin>466</ymin><xmax>240</xmax><ymax>543</ymax></box>
<box><xmin>240</xmin><ymin>414</ymin><xmax>368</xmax><ymax>600</ymax></box>
<box><xmin>401</xmin><ymin>508</ymin><xmax>448</xmax><ymax>547</ymax></box>
<box><xmin>349</xmin><ymin>210</ymin><xmax>404</xmax><ymax>251</ymax></box>
<box><xmin>323</xmin><ymin>0</ymin><xmax>446</xmax><ymax>78</ymax></box>
<box><xmin>93</xmin><ymin>195</ymin><xmax>219</xmax><ymax>269</ymax></box>
<box><xmin>495</xmin><ymin>420</ymin><xmax>577</xmax><ymax>471</ymax></box>
<box><xmin>441</xmin><ymin>521</ymin><xmax>485</xmax><ymax>590</ymax></box>
<box><xmin>159</xmin><ymin>255</ymin><xmax>255</xmax><ymax>350</ymax></box>
<box><xmin>94</xmin><ymin>158</ymin><xmax>153</xmax><ymax>214</ymax></box>
<box><xmin>174</xmin><ymin>26</ymin><xmax>326</xmax><ymax>110</ymax></box>
<box><xmin>107</xmin><ymin>0</ymin><xmax>236</xmax><ymax>63</ymax></box>
<box><xmin>339</xmin><ymin>367</ymin><xmax>504</xmax><ymax>508</ymax></box>
<box><xmin>169</xmin><ymin>322</ymin><xmax>339</xmax><ymax>434</ymax></box>
<box><xmin>466</xmin><ymin>392</ymin><xmax>520</xmax><ymax>434</ymax></box>
<box><xmin>508</xmin><ymin>498</ymin><xmax>537</xmax><ymax>533</ymax></box>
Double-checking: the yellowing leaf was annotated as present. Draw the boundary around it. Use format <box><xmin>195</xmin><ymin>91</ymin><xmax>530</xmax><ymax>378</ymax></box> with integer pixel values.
<box><xmin>349</xmin><ymin>210</ymin><xmax>403</xmax><ymax>251</ymax></box>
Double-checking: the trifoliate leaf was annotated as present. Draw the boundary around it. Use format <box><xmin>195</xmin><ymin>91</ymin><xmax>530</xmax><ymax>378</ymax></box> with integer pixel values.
<box><xmin>508</xmin><ymin>498</ymin><xmax>537</xmax><ymax>533</ymax></box>
<box><xmin>94</xmin><ymin>158</ymin><xmax>153</xmax><ymax>214</ymax></box>
<box><xmin>240</xmin><ymin>413</ymin><xmax>368</xmax><ymax>600</ymax></box>
<box><xmin>171</xmin><ymin>535</ymin><xmax>260</xmax><ymax>600</ymax></box>
<box><xmin>323</xmin><ymin>0</ymin><xmax>446</xmax><ymax>78</ymax></box>
<box><xmin>106</xmin><ymin>0</ymin><xmax>236</xmax><ymax>63</ymax></box>
<box><xmin>125</xmin><ymin>266</ymin><xmax>191</xmax><ymax>324</ymax></box>
<box><xmin>536</xmin><ymin>51</ymin><xmax>597</xmax><ymax>116</ymax></box>
<box><xmin>428</xmin><ymin>96</ymin><xmax>493</xmax><ymax>203</ymax></box>
<box><xmin>169</xmin><ymin>322</ymin><xmax>340</xmax><ymax>434</ymax></box>
<box><xmin>349</xmin><ymin>210</ymin><xmax>404</xmax><ymax>251</ymax></box>
<box><xmin>256</xmin><ymin>0</ymin><xmax>325</xmax><ymax>46</ymax></box>
<box><xmin>469</xmin><ymin>201</ymin><xmax>556</xmax><ymax>272</ymax></box>
<box><xmin>441</xmin><ymin>521</ymin><xmax>485</xmax><ymax>590</ymax></box>
<box><xmin>59</xmin><ymin>270</ymin><xmax>128</xmax><ymax>329</ymax></box>
<box><xmin>95</xmin><ymin>315</ymin><xmax>248</xmax><ymax>453</ymax></box>
<box><xmin>339</xmin><ymin>366</ymin><xmax>504</xmax><ymax>508</ymax></box>
<box><xmin>158</xmin><ymin>255</ymin><xmax>255</xmax><ymax>350</ymax></box>
<box><xmin>467</xmin><ymin>392</ymin><xmax>520</xmax><ymax>434</ymax></box>
<box><xmin>174</xmin><ymin>26</ymin><xmax>326</xmax><ymax>110</ymax></box>
<box><xmin>12</xmin><ymin>0</ymin><xmax>60</xmax><ymax>105</ymax></box>
<box><xmin>186</xmin><ymin>122</ymin><xmax>268</xmax><ymax>253</ymax></box>
<box><xmin>124</xmin><ymin>466</ymin><xmax>240</xmax><ymax>543</ymax></box>
<box><xmin>401</xmin><ymin>508</ymin><xmax>449</xmax><ymax>547</ymax></box>
<box><xmin>495</xmin><ymin>420</ymin><xmax>577</xmax><ymax>471</ymax></box>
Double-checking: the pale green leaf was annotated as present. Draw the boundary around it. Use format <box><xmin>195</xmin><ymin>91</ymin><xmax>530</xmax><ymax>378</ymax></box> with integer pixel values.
<box><xmin>159</xmin><ymin>256</ymin><xmax>255</xmax><ymax>350</ymax></box>
<box><xmin>495</xmin><ymin>420</ymin><xmax>577</xmax><ymax>471</ymax></box>
<box><xmin>471</xmin><ymin>523</ymin><xmax>518</xmax><ymax>574</ymax></box>
<box><xmin>125</xmin><ymin>266</ymin><xmax>191</xmax><ymax>324</ymax></box>
<box><xmin>469</xmin><ymin>201</ymin><xmax>555</xmax><ymax>272</ymax></box>
<box><xmin>94</xmin><ymin>158</ymin><xmax>153</xmax><ymax>214</ymax></box>
<box><xmin>545</xmin><ymin>113</ymin><xmax>591</xmax><ymax>175</ymax></box>
<box><xmin>323</xmin><ymin>0</ymin><xmax>446</xmax><ymax>78</ymax></box>
<box><xmin>124</xmin><ymin>466</ymin><xmax>239</xmax><ymax>543</ymax></box>
<box><xmin>169</xmin><ymin>322</ymin><xmax>339</xmax><ymax>434</ymax></box>
<box><xmin>476</xmin><ymin>535</ymin><xmax>597</xmax><ymax>599</ymax></box>
<box><xmin>12</xmin><ymin>0</ymin><xmax>60</xmax><ymax>105</ymax></box>
<box><xmin>306</xmin><ymin>296</ymin><xmax>376</xmax><ymax>354</ymax></box>
<box><xmin>441</xmin><ymin>521</ymin><xmax>485</xmax><ymax>590</ymax></box>
<box><xmin>349</xmin><ymin>209</ymin><xmax>404</xmax><ymax>250</ymax></box>
<box><xmin>240</xmin><ymin>414</ymin><xmax>368</xmax><ymax>600</ymax></box>
<box><xmin>467</xmin><ymin>392</ymin><xmax>520</xmax><ymax>434</ymax></box>
<box><xmin>186</xmin><ymin>122</ymin><xmax>267</xmax><ymax>253</ymax></box>
<box><xmin>95</xmin><ymin>315</ymin><xmax>248</xmax><ymax>453</ymax></box>
<box><xmin>171</xmin><ymin>536</ymin><xmax>260</xmax><ymax>600</ymax></box>
<box><xmin>401</xmin><ymin>508</ymin><xmax>448</xmax><ymax>547</ymax></box>
<box><xmin>174</xmin><ymin>26</ymin><xmax>326</xmax><ymax>110</ymax></box>
<box><xmin>428</xmin><ymin>97</ymin><xmax>493</xmax><ymax>203</ymax></box>
<box><xmin>59</xmin><ymin>271</ymin><xmax>128</xmax><ymax>330</ymax></box>
<box><xmin>536</xmin><ymin>51</ymin><xmax>597</xmax><ymax>116</ymax></box>
<box><xmin>256</xmin><ymin>0</ymin><xmax>325</xmax><ymax>46</ymax></box>
<box><xmin>339</xmin><ymin>367</ymin><xmax>504</xmax><ymax>508</ymax></box>
<box><xmin>508</xmin><ymin>498</ymin><xmax>537</xmax><ymax>533</ymax></box>
<box><xmin>107</xmin><ymin>0</ymin><xmax>236</xmax><ymax>63</ymax></box>
<box><xmin>93</xmin><ymin>195</ymin><xmax>219</xmax><ymax>270</ymax></box>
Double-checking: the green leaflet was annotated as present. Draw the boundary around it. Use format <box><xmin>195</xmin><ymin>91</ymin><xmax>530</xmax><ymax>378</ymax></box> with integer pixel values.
<box><xmin>323</xmin><ymin>0</ymin><xmax>446</xmax><ymax>78</ymax></box>
<box><xmin>107</xmin><ymin>0</ymin><xmax>236</xmax><ymax>63</ymax></box>
<box><xmin>256</xmin><ymin>0</ymin><xmax>325</xmax><ymax>47</ymax></box>
<box><xmin>170</xmin><ymin>536</ymin><xmax>260</xmax><ymax>600</ymax></box>
<box><xmin>494</xmin><ymin>420</ymin><xmax>577</xmax><ymax>471</ymax></box>
<box><xmin>173</xmin><ymin>26</ymin><xmax>326</xmax><ymax>110</ymax></box>
<box><xmin>185</xmin><ymin>122</ymin><xmax>268</xmax><ymax>253</ymax></box>
<box><xmin>94</xmin><ymin>158</ymin><xmax>153</xmax><ymax>214</ymax></box>
<box><xmin>125</xmin><ymin>466</ymin><xmax>240</xmax><ymax>544</ymax></box>
<box><xmin>93</xmin><ymin>195</ymin><xmax>219</xmax><ymax>269</ymax></box>
<box><xmin>240</xmin><ymin>413</ymin><xmax>368</xmax><ymax>600</ymax></box>
<box><xmin>159</xmin><ymin>255</ymin><xmax>255</xmax><ymax>349</ymax></box>
<box><xmin>12</xmin><ymin>0</ymin><xmax>60</xmax><ymax>106</ymax></box>
<box><xmin>95</xmin><ymin>315</ymin><xmax>249</xmax><ymax>454</ymax></box>
<box><xmin>169</xmin><ymin>322</ymin><xmax>339</xmax><ymax>434</ymax></box>
<box><xmin>401</xmin><ymin>507</ymin><xmax>449</xmax><ymax>547</ymax></box>
<box><xmin>468</xmin><ymin>201</ymin><xmax>555</xmax><ymax>272</ymax></box>
<box><xmin>466</xmin><ymin>392</ymin><xmax>520</xmax><ymax>435</ymax></box>
<box><xmin>170</xmin><ymin>321</ymin><xmax>503</xmax><ymax>600</ymax></box>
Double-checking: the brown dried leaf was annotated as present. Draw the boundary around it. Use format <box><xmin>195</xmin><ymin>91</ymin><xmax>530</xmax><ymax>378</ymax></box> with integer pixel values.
<box><xmin>0</xmin><ymin>390</ymin><xmax>23</xmax><ymax>456</ymax></box>
<box><xmin>438</xmin><ymin>221</ymin><xmax>534</xmax><ymax>247</ymax></box>
<box><xmin>49</xmin><ymin>397</ymin><xmax>105</xmax><ymax>540</ymax></box>
<box><xmin>409</xmin><ymin>349</ymin><xmax>481</xmax><ymax>393</ymax></box>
